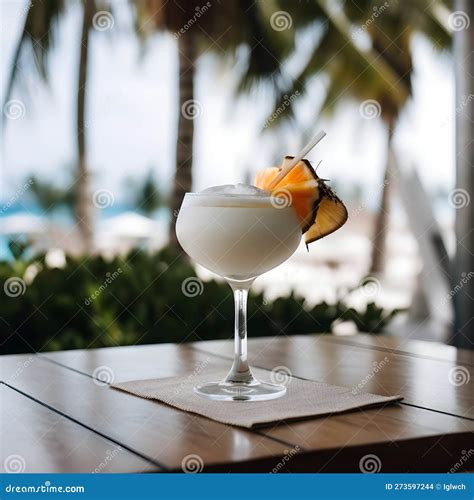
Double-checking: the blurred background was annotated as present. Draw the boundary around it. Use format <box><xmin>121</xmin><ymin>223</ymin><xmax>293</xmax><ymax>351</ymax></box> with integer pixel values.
<box><xmin>1</xmin><ymin>0</ymin><xmax>472</xmax><ymax>354</ymax></box>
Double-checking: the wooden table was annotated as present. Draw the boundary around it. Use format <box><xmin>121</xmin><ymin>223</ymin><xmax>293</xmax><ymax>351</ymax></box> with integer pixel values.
<box><xmin>1</xmin><ymin>334</ymin><xmax>473</xmax><ymax>473</ymax></box>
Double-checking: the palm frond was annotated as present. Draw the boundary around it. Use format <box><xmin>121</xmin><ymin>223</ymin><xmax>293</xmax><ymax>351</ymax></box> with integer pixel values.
<box><xmin>264</xmin><ymin>0</ymin><xmax>452</xmax><ymax>128</ymax></box>
<box><xmin>236</xmin><ymin>0</ymin><xmax>291</xmax><ymax>91</ymax></box>
<box><xmin>2</xmin><ymin>0</ymin><xmax>65</xmax><ymax>126</ymax></box>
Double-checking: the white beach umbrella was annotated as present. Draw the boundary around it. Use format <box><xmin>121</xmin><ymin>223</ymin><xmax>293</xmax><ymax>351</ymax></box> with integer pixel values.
<box><xmin>98</xmin><ymin>211</ymin><xmax>159</xmax><ymax>239</ymax></box>
<box><xmin>0</xmin><ymin>213</ymin><xmax>47</xmax><ymax>235</ymax></box>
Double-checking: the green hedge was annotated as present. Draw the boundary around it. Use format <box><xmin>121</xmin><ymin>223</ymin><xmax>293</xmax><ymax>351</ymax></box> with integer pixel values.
<box><xmin>0</xmin><ymin>248</ymin><xmax>401</xmax><ymax>354</ymax></box>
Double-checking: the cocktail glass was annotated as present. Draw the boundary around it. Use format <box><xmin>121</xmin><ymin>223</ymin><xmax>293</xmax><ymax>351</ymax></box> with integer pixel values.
<box><xmin>176</xmin><ymin>190</ymin><xmax>301</xmax><ymax>401</ymax></box>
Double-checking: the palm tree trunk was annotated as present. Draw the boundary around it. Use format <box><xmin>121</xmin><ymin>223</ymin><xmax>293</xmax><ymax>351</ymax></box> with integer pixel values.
<box><xmin>2</xmin><ymin>20</ymin><xmax>27</xmax><ymax>126</ymax></box>
<box><xmin>75</xmin><ymin>0</ymin><xmax>95</xmax><ymax>254</ymax></box>
<box><xmin>369</xmin><ymin>119</ymin><xmax>396</xmax><ymax>275</ymax></box>
<box><xmin>169</xmin><ymin>33</ymin><xmax>197</xmax><ymax>249</ymax></box>
<box><xmin>453</xmin><ymin>0</ymin><xmax>474</xmax><ymax>348</ymax></box>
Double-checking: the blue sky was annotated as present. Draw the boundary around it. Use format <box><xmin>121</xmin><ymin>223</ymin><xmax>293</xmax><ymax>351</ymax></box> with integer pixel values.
<box><xmin>1</xmin><ymin>0</ymin><xmax>455</xmax><ymax>207</ymax></box>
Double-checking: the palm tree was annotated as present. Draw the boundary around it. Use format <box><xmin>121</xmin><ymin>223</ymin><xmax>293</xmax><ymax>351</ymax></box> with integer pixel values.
<box><xmin>132</xmin><ymin>170</ymin><xmax>163</xmax><ymax>215</ymax></box>
<box><xmin>75</xmin><ymin>0</ymin><xmax>95</xmax><ymax>253</ymax></box>
<box><xmin>345</xmin><ymin>0</ymin><xmax>450</xmax><ymax>273</ymax></box>
<box><xmin>2</xmin><ymin>0</ymin><xmax>107</xmax><ymax>253</ymax></box>
<box><xmin>268</xmin><ymin>0</ymin><xmax>450</xmax><ymax>273</ymax></box>
<box><xmin>132</xmin><ymin>0</ymin><xmax>293</xmax><ymax>247</ymax></box>
<box><xmin>28</xmin><ymin>174</ymin><xmax>74</xmax><ymax>213</ymax></box>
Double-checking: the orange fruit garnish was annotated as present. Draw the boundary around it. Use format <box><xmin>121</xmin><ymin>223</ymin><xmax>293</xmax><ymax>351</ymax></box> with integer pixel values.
<box><xmin>255</xmin><ymin>156</ymin><xmax>348</xmax><ymax>245</ymax></box>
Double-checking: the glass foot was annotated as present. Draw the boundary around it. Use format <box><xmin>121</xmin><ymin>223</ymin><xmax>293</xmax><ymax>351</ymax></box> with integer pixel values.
<box><xmin>194</xmin><ymin>379</ymin><xmax>287</xmax><ymax>401</ymax></box>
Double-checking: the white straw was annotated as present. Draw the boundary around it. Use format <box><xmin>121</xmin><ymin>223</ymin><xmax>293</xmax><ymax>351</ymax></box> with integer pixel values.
<box><xmin>268</xmin><ymin>129</ymin><xmax>327</xmax><ymax>188</ymax></box>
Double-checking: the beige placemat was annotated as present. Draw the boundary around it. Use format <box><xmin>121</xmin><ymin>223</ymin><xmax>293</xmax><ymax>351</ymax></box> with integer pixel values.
<box><xmin>111</xmin><ymin>368</ymin><xmax>402</xmax><ymax>428</ymax></box>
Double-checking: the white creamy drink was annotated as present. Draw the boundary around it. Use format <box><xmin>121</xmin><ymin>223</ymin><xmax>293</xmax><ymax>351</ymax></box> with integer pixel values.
<box><xmin>174</xmin><ymin>132</ymin><xmax>347</xmax><ymax>401</ymax></box>
<box><xmin>176</xmin><ymin>184</ymin><xmax>302</xmax><ymax>280</ymax></box>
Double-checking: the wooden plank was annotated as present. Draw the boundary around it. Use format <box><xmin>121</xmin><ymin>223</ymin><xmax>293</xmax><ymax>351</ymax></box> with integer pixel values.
<box><xmin>1</xmin><ymin>352</ymin><xmax>291</xmax><ymax>472</ymax></box>
<box><xmin>193</xmin><ymin>336</ymin><xmax>474</xmax><ymax>419</ymax></box>
<box><xmin>37</xmin><ymin>342</ymin><xmax>474</xmax><ymax>472</ymax></box>
<box><xmin>192</xmin><ymin>337</ymin><xmax>474</xmax><ymax>472</ymax></box>
<box><xmin>259</xmin><ymin>405</ymin><xmax>474</xmax><ymax>472</ymax></box>
<box><xmin>321</xmin><ymin>334</ymin><xmax>474</xmax><ymax>366</ymax></box>
<box><xmin>0</xmin><ymin>384</ymin><xmax>157</xmax><ymax>473</ymax></box>
<box><xmin>42</xmin><ymin>343</ymin><xmax>212</xmax><ymax>381</ymax></box>
<box><xmin>257</xmin><ymin>433</ymin><xmax>474</xmax><ymax>473</ymax></box>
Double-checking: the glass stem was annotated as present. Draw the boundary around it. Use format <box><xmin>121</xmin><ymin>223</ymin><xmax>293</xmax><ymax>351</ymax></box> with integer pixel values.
<box><xmin>225</xmin><ymin>282</ymin><xmax>255</xmax><ymax>384</ymax></box>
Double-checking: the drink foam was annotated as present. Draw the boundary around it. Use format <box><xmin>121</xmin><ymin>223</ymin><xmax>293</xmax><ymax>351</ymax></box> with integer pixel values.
<box><xmin>183</xmin><ymin>184</ymin><xmax>274</xmax><ymax>208</ymax></box>
<box><xmin>200</xmin><ymin>184</ymin><xmax>269</xmax><ymax>197</ymax></box>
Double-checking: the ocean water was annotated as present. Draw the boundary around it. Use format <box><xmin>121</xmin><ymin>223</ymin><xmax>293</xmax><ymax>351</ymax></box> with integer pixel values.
<box><xmin>1</xmin><ymin>198</ymin><xmax>453</xmax><ymax>262</ymax></box>
<box><xmin>0</xmin><ymin>204</ymin><xmax>169</xmax><ymax>261</ymax></box>
<box><xmin>0</xmin><ymin>237</ymin><xmax>10</xmax><ymax>261</ymax></box>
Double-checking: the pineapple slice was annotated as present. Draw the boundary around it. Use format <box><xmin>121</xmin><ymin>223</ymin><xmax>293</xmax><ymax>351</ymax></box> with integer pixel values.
<box><xmin>255</xmin><ymin>156</ymin><xmax>348</xmax><ymax>244</ymax></box>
